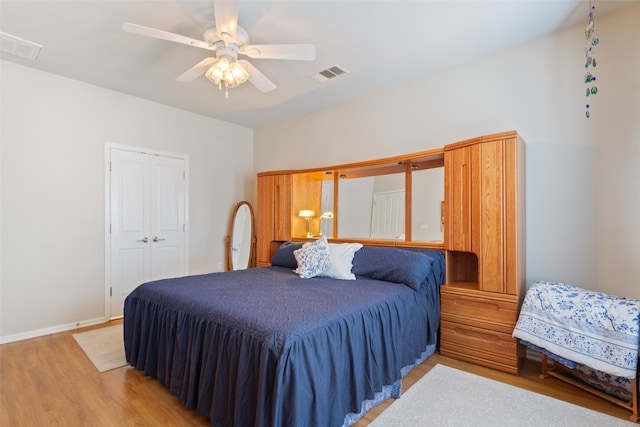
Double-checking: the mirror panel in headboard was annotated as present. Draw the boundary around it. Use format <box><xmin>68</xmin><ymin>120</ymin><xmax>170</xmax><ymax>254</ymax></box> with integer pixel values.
<box><xmin>410</xmin><ymin>155</ymin><xmax>445</xmax><ymax>242</ymax></box>
<box><xmin>281</xmin><ymin>147</ymin><xmax>444</xmax><ymax>248</ymax></box>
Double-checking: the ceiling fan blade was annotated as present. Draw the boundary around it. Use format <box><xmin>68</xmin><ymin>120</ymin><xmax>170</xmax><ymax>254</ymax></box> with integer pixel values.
<box><xmin>238</xmin><ymin>60</ymin><xmax>276</xmax><ymax>93</ymax></box>
<box><xmin>122</xmin><ymin>22</ymin><xmax>215</xmax><ymax>51</ymax></box>
<box><xmin>176</xmin><ymin>57</ymin><xmax>217</xmax><ymax>82</ymax></box>
<box><xmin>240</xmin><ymin>44</ymin><xmax>316</xmax><ymax>61</ymax></box>
<box><xmin>214</xmin><ymin>0</ymin><xmax>239</xmax><ymax>42</ymax></box>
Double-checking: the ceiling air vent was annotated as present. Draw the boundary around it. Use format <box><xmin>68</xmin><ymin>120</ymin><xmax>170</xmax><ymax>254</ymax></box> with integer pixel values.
<box><xmin>0</xmin><ymin>32</ymin><xmax>43</xmax><ymax>61</ymax></box>
<box><xmin>310</xmin><ymin>65</ymin><xmax>348</xmax><ymax>83</ymax></box>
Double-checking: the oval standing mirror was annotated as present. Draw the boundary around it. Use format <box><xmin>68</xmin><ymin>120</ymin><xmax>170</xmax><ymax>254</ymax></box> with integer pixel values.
<box><xmin>225</xmin><ymin>201</ymin><xmax>256</xmax><ymax>271</ymax></box>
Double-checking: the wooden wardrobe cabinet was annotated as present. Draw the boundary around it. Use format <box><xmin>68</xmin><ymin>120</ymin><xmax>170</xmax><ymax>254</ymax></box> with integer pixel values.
<box><xmin>256</xmin><ymin>172</ymin><xmax>292</xmax><ymax>267</ymax></box>
<box><xmin>441</xmin><ymin>131</ymin><xmax>526</xmax><ymax>374</ymax></box>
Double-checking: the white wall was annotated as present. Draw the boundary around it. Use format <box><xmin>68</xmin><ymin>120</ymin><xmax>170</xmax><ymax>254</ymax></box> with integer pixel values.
<box><xmin>0</xmin><ymin>62</ymin><xmax>254</xmax><ymax>341</ymax></box>
<box><xmin>255</xmin><ymin>6</ymin><xmax>640</xmax><ymax>298</ymax></box>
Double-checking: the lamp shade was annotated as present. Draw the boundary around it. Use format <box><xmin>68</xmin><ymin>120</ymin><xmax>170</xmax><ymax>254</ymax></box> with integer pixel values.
<box><xmin>298</xmin><ymin>210</ymin><xmax>316</xmax><ymax>218</ymax></box>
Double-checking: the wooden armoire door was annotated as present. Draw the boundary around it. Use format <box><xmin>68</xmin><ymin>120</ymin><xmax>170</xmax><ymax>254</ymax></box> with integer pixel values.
<box><xmin>256</xmin><ymin>172</ymin><xmax>291</xmax><ymax>266</ymax></box>
<box><xmin>476</xmin><ymin>139</ymin><xmax>505</xmax><ymax>294</ymax></box>
<box><xmin>445</xmin><ymin>144</ymin><xmax>474</xmax><ymax>252</ymax></box>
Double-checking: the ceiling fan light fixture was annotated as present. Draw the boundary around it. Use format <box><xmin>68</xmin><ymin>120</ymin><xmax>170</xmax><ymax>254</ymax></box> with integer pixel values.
<box><xmin>122</xmin><ymin>0</ymin><xmax>315</xmax><ymax>97</ymax></box>
<box><xmin>205</xmin><ymin>56</ymin><xmax>249</xmax><ymax>97</ymax></box>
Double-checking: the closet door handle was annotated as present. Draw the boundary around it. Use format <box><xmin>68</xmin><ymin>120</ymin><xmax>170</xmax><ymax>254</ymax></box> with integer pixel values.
<box><xmin>153</xmin><ymin>237</ymin><xmax>165</xmax><ymax>242</ymax></box>
<box><xmin>137</xmin><ymin>237</ymin><xmax>149</xmax><ymax>243</ymax></box>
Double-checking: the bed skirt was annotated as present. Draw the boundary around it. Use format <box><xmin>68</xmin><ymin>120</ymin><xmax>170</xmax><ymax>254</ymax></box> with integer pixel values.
<box><xmin>124</xmin><ymin>265</ymin><xmax>442</xmax><ymax>427</ymax></box>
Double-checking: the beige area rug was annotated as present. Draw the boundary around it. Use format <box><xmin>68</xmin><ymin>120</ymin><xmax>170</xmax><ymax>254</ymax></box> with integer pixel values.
<box><xmin>72</xmin><ymin>325</ymin><xmax>127</xmax><ymax>372</ymax></box>
<box><xmin>369</xmin><ymin>364</ymin><xmax>636</xmax><ymax>427</ymax></box>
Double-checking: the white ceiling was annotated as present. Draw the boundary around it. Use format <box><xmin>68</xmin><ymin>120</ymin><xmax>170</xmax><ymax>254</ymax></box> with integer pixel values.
<box><xmin>1</xmin><ymin>1</ymin><xmax>635</xmax><ymax>128</ymax></box>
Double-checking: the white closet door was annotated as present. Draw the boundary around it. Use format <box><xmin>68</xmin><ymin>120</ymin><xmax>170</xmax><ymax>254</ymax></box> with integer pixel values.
<box><xmin>149</xmin><ymin>156</ymin><xmax>186</xmax><ymax>281</ymax></box>
<box><xmin>109</xmin><ymin>149</ymin><xmax>186</xmax><ymax>318</ymax></box>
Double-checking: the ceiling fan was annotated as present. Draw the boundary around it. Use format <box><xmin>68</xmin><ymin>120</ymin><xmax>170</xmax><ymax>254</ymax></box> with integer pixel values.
<box><xmin>122</xmin><ymin>0</ymin><xmax>316</xmax><ymax>97</ymax></box>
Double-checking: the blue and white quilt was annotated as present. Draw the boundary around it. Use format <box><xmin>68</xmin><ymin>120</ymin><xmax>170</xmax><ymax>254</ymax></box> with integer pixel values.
<box><xmin>513</xmin><ymin>281</ymin><xmax>640</xmax><ymax>378</ymax></box>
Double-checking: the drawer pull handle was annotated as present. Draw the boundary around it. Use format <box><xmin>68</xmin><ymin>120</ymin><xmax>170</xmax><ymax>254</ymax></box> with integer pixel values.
<box><xmin>454</xmin><ymin>299</ymin><xmax>500</xmax><ymax>311</ymax></box>
<box><xmin>454</xmin><ymin>327</ymin><xmax>500</xmax><ymax>343</ymax></box>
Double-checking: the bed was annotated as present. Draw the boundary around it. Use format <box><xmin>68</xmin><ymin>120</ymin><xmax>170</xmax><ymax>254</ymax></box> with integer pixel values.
<box><xmin>124</xmin><ymin>241</ymin><xmax>445</xmax><ymax>427</ymax></box>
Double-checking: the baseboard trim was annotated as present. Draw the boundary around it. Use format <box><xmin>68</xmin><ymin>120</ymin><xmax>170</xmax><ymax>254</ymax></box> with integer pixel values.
<box><xmin>0</xmin><ymin>317</ymin><xmax>107</xmax><ymax>344</ymax></box>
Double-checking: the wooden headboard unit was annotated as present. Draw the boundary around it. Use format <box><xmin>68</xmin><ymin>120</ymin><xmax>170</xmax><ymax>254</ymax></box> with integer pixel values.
<box><xmin>257</xmin><ymin>130</ymin><xmax>527</xmax><ymax>375</ymax></box>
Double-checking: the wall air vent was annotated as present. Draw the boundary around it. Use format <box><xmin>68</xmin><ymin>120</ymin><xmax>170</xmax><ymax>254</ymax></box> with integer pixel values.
<box><xmin>0</xmin><ymin>32</ymin><xmax>43</xmax><ymax>61</ymax></box>
<box><xmin>310</xmin><ymin>65</ymin><xmax>348</xmax><ymax>83</ymax></box>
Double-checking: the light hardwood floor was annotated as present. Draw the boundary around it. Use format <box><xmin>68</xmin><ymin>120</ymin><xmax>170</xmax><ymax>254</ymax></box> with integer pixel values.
<box><xmin>1</xmin><ymin>320</ymin><xmax>634</xmax><ymax>426</ymax></box>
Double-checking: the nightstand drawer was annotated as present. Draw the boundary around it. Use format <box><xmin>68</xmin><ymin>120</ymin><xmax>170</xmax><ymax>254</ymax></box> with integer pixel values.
<box><xmin>441</xmin><ymin>290</ymin><xmax>518</xmax><ymax>329</ymax></box>
<box><xmin>439</xmin><ymin>339</ymin><xmax>520</xmax><ymax>374</ymax></box>
<box><xmin>440</xmin><ymin>320</ymin><xmax>517</xmax><ymax>359</ymax></box>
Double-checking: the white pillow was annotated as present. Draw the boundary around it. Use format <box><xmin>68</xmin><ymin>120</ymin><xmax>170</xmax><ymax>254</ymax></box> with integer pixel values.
<box><xmin>293</xmin><ymin>236</ymin><xmax>332</xmax><ymax>278</ymax></box>
<box><xmin>318</xmin><ymin>243</ymin><xmax>363</xmax><ymax>280</ymax></box>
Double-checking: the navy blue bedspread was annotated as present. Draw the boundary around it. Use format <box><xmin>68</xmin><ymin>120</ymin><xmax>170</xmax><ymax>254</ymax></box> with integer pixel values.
<box><xmin>124</xmin><ymin>249</ymin><xmax>444</xmax><ymax>427</ymax></box>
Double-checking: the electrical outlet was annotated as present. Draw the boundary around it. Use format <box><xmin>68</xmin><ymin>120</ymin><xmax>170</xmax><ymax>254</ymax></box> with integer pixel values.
<box><xmin>217</xmin><ymin>261</ymin><xmax>223</xmax><ymax>271</ymax></box>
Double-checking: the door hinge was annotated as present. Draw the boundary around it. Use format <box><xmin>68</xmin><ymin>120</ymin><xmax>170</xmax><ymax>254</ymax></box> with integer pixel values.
<box><xmin>110</xmin><ymin>287</ymin><xmax>112</xmax><ymax>297</ymax></box>
<box><xmin>183</xmin><ymin>171</ymin><xmax>186</xmax><ymax>179</ymax></box>
<box><xmin>109</xmin><ymin>224</ymin><xmax>112</xmax><ymax>234</ymax></box>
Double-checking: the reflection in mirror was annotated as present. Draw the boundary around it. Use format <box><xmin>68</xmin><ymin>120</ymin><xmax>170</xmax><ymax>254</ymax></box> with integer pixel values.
<box><xmin>411</xmin><ymin>167</ymin><xmax>444</xmax><ymax>241</ymax></box>
<box><xmin>292</xmin><ymin>148</ymin><xmax>443</xmax><ymax>245</ymax></box>
<box><xmin>225</xmin><ymin>201</ymin><xmax>255</xmax><ymax>271</ymax></box>
<box><xmin>319</xmin><ymin>179</ymin><xmax>334</xmax><ymax>237</ymax></box>
<box><xmin>338</xmin><ymin>173</ymin><xmax>405</xmax><ymax>240</ymax></box>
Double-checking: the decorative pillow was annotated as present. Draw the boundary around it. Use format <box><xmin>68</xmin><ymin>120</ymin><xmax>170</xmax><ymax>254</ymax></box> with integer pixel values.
<box><xmin>293</xmin><ymin>236</ymin><xmax>332</xmax><ymax>278</ymax></box>
<box><xmin>271</xmin><ymin>241</ymin><xmax>304</xmax><ymax>268</ymax></box>
<box><xmin>351</xmin><ymin>246</ymin><xmax>434</xmax><ymax>291</ymax></box>
<box><xmin>318</xmin><ymin>243</ymin><xmax>363</xmax><ymax>280</ymax></box>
